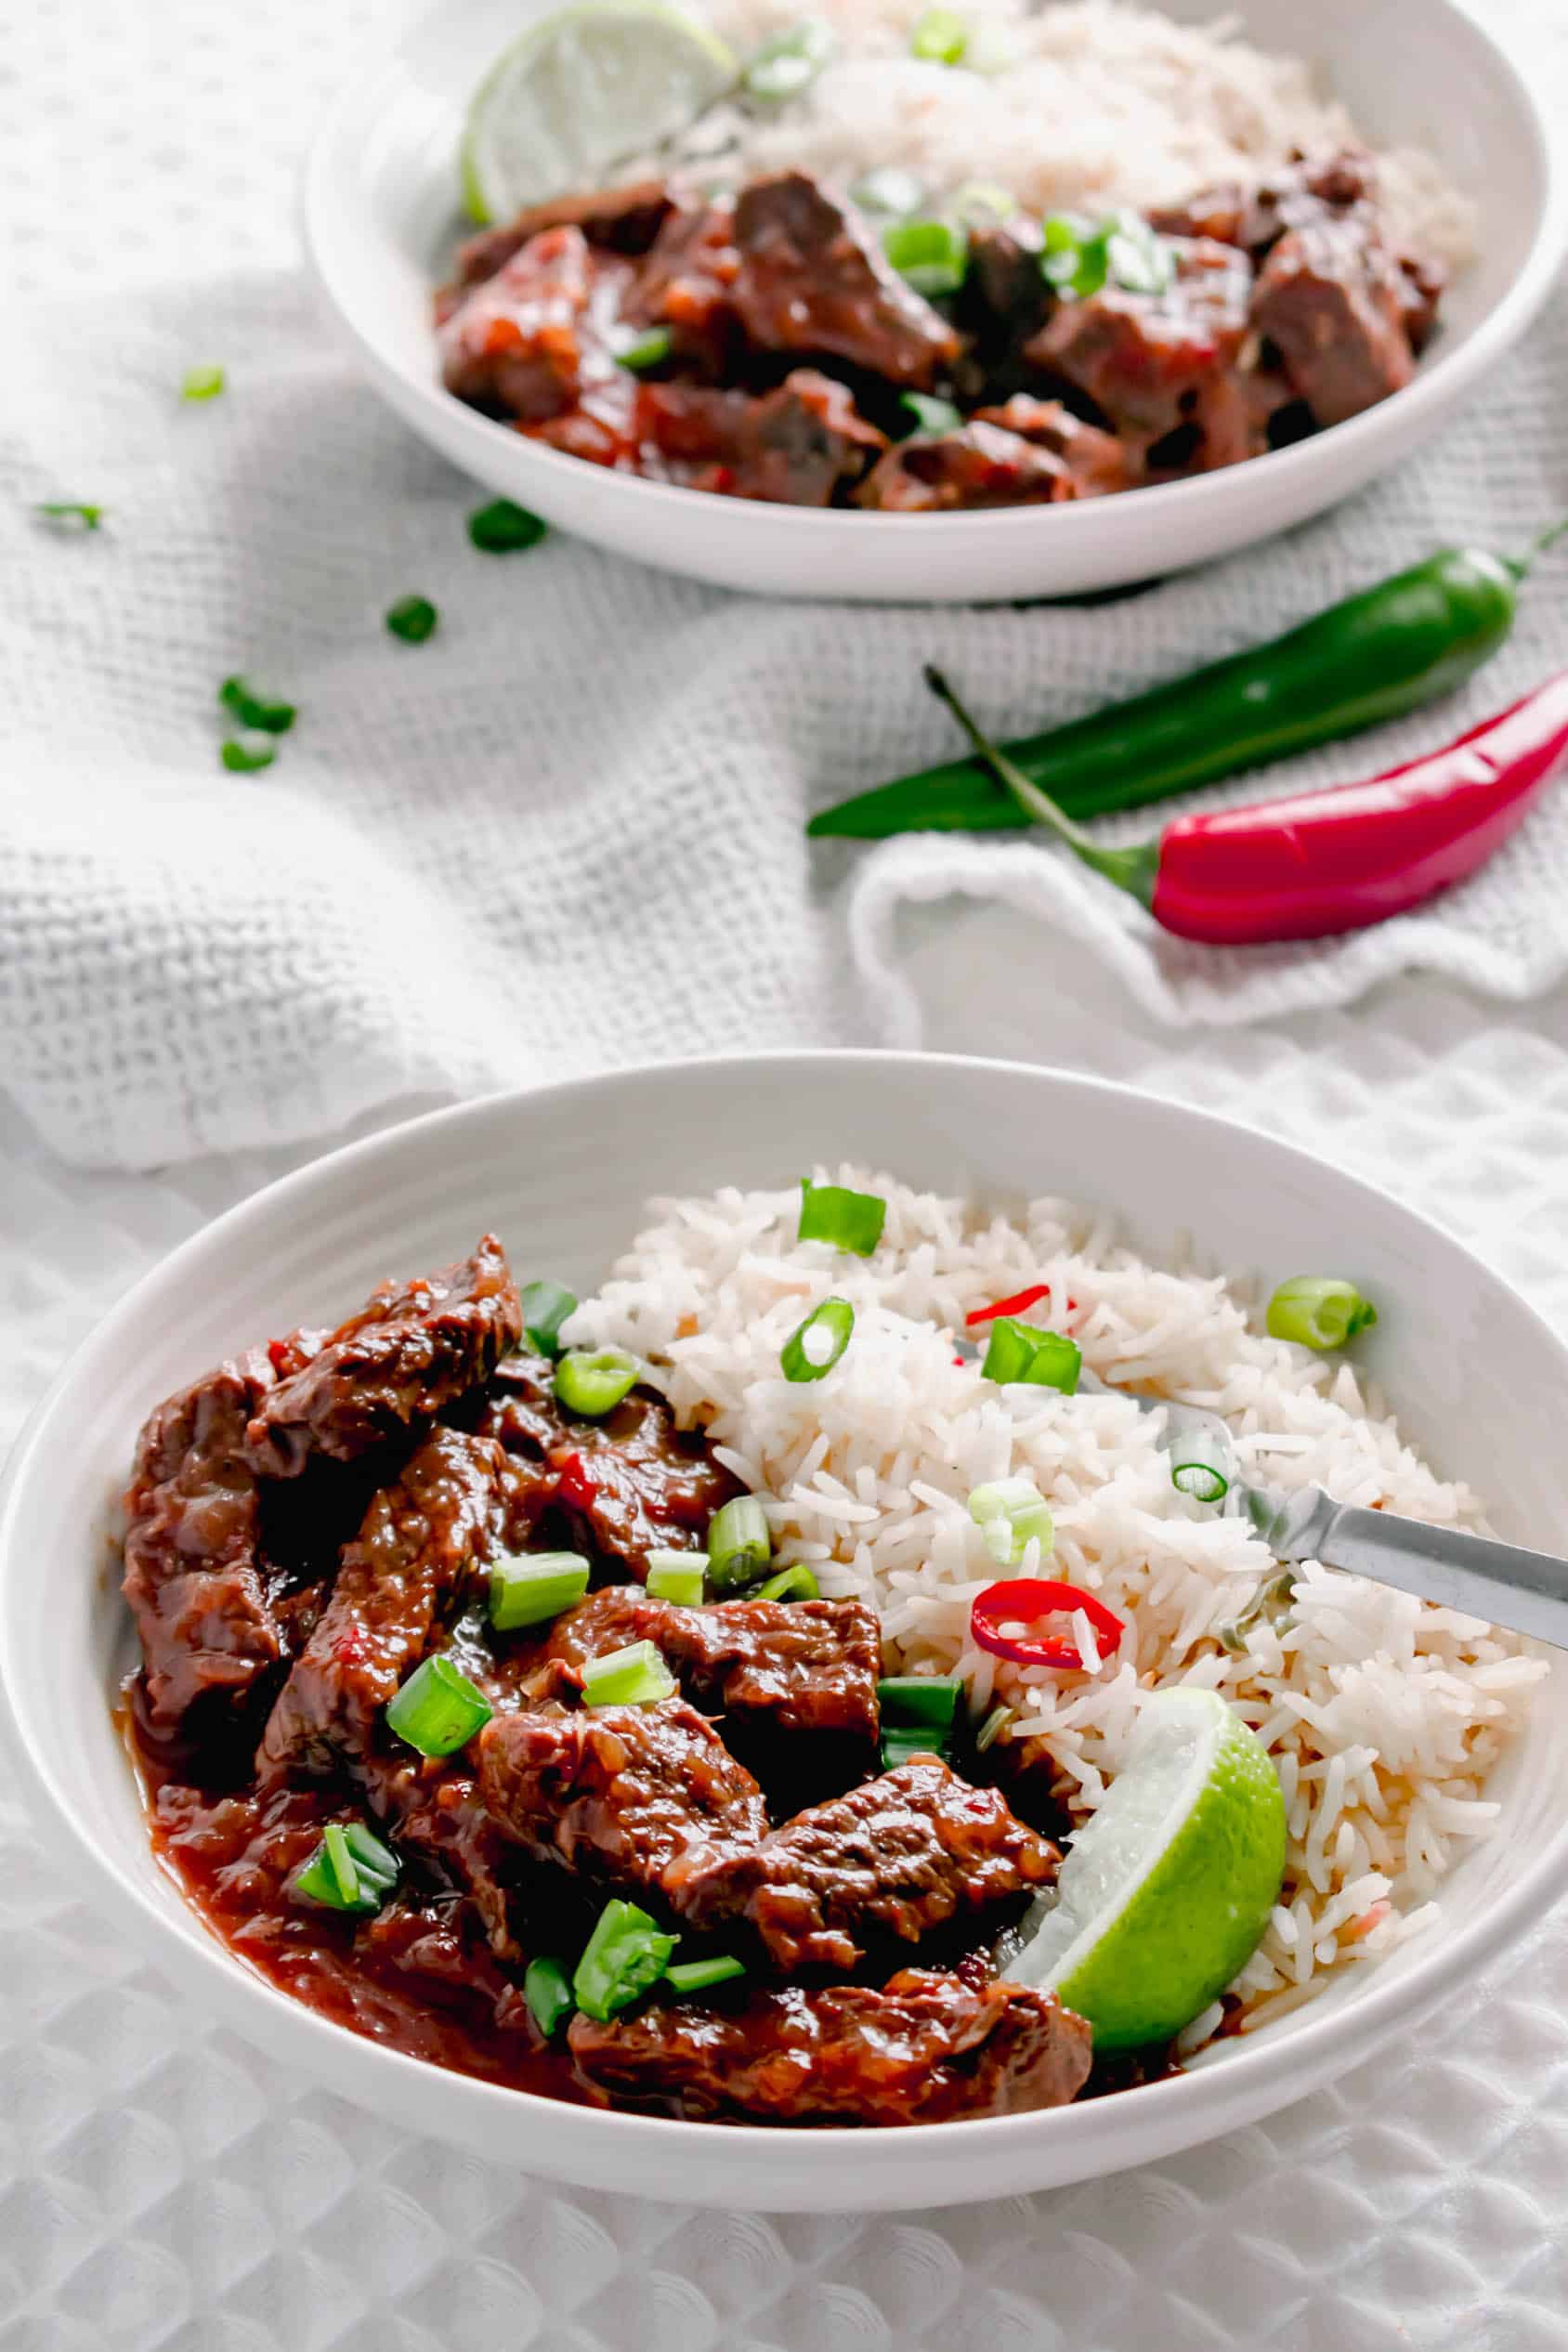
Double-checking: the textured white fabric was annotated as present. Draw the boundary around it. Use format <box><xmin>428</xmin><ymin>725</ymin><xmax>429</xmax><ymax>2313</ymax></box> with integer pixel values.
<box><xmin>2</xmin><ymin>11</ymin><xmax>1566</xmax><ymax>1167</ymax></box>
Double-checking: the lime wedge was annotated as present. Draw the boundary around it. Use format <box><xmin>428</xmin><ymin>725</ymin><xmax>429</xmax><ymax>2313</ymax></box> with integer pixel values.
<box><xmin>461</xmin><ymin>3</ymin><xmax>738</xmax><ymax>225</ymax></box>
<box><xmin>1010</xmin><ymin>1686</ymin><xmax>1286</xmax><ymax>2050</ymax></box>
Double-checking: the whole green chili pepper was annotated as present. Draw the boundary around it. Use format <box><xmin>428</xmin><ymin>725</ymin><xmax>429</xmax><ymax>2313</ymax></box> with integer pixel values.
<box><xmin>808</xmin><ymin>537</ymin><xmax>1559</xmax><ymax>841</ymax></box>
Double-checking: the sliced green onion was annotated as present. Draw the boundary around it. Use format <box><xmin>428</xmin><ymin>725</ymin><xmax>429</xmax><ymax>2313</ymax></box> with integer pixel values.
<box><xmin>646</xmin><ymin>1552</ymin><xmax>708</xmax><ymax>1605</ymax></box>
<box><xmin>1169</xmin><ymin>1425</ymin><xmax>1233</xmax><ymax>1505</ymax></box>
<box><xmin>899</xmin><ymin>391</ymin><xmax>964</xmax><ymax>438</ymax></box>
<box><xmin>877</xmin><ymin>1675</ymin><xmax>960</xmax><ymax>1731</ymax></box>
<box><xmin>797</xmin><ymin>1176</ymin><xmax>886</xmax><ymax>1256</ymax></box>
<box><xmin>181</xmin><ymin>364</ymin><xmax>226</xmax><ymax>401</ymax></box>
<box><xmin>910</xmin><ymin>7</ymin><xmax>968</xmax><ymax>62</ymax></box>
<box><xmin>741</xmin><ymin>17</ymin><xmax>834</xmax><ymax>102</ymax></box>
<box><xmin>952</xmin><ymin>179</ymin><xmax>1017</xmax><ymax>224</ymax></box>
<box><xmin>617</xmin><ymin>324</ymin><xmax>673</xmax><ymax>371</ymax></box>
<box><xmin>665</xmin><ymin>1954</ymin><xmax>746</xmax><ymax>1993</ymax></box>
<box><xmin>554</xmin><ymin>1347</ymin><xmax>639</xmax><ymax>1417</ymax></box>
<box><xmin>581</xmin><ymin>1640</ymin><xmax>678</xmax><ymax>1708</ymax></box>
<box><xmin>385</xmin><ymin>1653</ymin><xmax>493</xmax><ymax>1756</ymax></box>
<box><xmin>882</xmin><ymin>1728</ymin><xmax>944</xmax><ymax>1771</ymax></box>
<box><xmin>218</xmin><ymin>675</ymin><xmax>296</xmax><ymax>734</ymax></box>
<box><xmin>1040</xmin><ymin>208</ymin><xmax>1172</xmax><ymax>299</ymax></box>
<box><xmin>708</xmin><ymin>1495</ymin><xmax>772</xmax><ymax>1591</ymax></box>
<box><xmin>980</xmin><ymin>1317</ymin><xmax>1081</xmax><ymax>1393</ymax></box>
<box><xmin>467</xmin><ymin>497</ymin><xmax>548</xmax><ymax>554</ymax></box>
<box><xmin>1104</xmin><ymin>210</ymin><xmax>1174</xmax><ymax>295</ymax></box>
<box><xmin>489</xmin><ymin>1550</ymin><xmax>592</xmax><ymax>1631</ymax></box>
<box><xmin>220</xmin><ymin>736</ymin><xmax>277</xmax><ymax>775</ymax></box>
<box><xmin>573</xmin><ymin>1899</ymin><xmax>678</xmax><ymax>2021</ymax></box>
<box><xmin>292</xmin><ymin>1818</ymin><xmax>399</xmax><ymax>1915</ymax></box>
<box><xmin>967</xmin><ymin>1475</ymin><xmax>1054</xmax><ymax>1565</ymax></box>
<box><xmin>974</xmin><ymin>1702</ymin><xmax>1015</xmax><ymax>1753</ymax></box>
<box><xmin>520</xmin><ymin>1277</ymin><xmax>577</xmax><ymax>1357</ymax></box>
<box><xmin>1266</xmin><ymin>1277</ymin><xmax>1379</xmax><ymax>1351</ymax></box>
<box><xmin>385</xmin><ymin>594</ymin><xmax>438</xmax><ymax>644</ymax></box>
<box><xmin>753</xmin><ymin>1562</ymin><xmax>819</xmax><ymax>1603</ymax></box>
<box><xmin>780</xmin><ymin>1297</ymin><xmax>855</xmax><ymax>1382</ymax></box>
<box><xmin>850</xmin><ymin>166</ymin><xmax>927</xmax><ymax>217</ymax></box>
<box><xmin>882</xmin><ymin>217</ymin><xmax>968</xmax><ymax>297</ymax></box>
<box><xmin>34</xmin><ymin>500</ymin><xmax>103</xmax><ymax>529</ymax></box>
<box><xmin>340</xmin><ymin>1820</ymin><xmax>399</xmax><ymax>1885</ymax></box>
<box><xmin>524</xmin><ymin>1953</ymin><xmax>574</xmax><ymax>2038</ymax></box>
<box><xmin>1218</xmin><ymin>1570</ymin><xmax>1297</xmax><ymax>1655</ymax></box>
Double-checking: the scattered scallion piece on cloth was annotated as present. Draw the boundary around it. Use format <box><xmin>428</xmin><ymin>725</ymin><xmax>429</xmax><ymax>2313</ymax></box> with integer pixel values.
<box><xmin>665</xmin><ymin>1954</ymin><xmax>746</xmax><ymax>1993</ymax></box>
<box><xmin>467</xmin><ymin>496</ymin><xmax>548</xmax><ymax>553</ymax></box>
<box><xmin>581</xmin><ymin>1640</ymin><xmax>678</xmax><ymax>1708</ymax></box>
<box><xmin>753</xmin><ymin>1562</ymin><xmax>819</xmax><ymax>1603</ymax></box>
<box><xmin>524</xmin><ymin>1954</ymin><xmax>574</xmax><ymax>2038</ymax></box>
<box><xmin>797</xmin><ymin>1176</ymin><xmax>886</xmax><ymax>1256</ymax></box>
<box><xmin>899</xmin><ymin>391</ymin><xmax>964</xmax><ymax>438</ymax></box>
<box><xmin>1266</xmin><ymin>1277</ymin><xmax>1379</xmax><ymax>1350</ymax></box>
<box><xmin>849</xmin><ymin>165</ymin><xmax>927</xmax><ymax>216</ymax></box>
<box><xmin>882</xmin><ymin>216</ymin><xmax>968</xmax><ymax>297</ymax></box>
<box><xmin>221</xmin><ymin>737</ymin><xmax>277</xmax><ymax>775</ymax></box>
<box><xmin>33</xmin><ymin>500</ymin><xmax>103</xmax><ymax>529</ymax></box>
<box><xmin>554</xmin><ymin>1346</ymin><xmax>639</xmax><ymax>1417</ymax></box>
<box><xmin>646</xmin><ymin>1553</ymin><xmax>708</xmax><ymax>1604</ymax></box>
<box><xmin>520</xmin><ymin>1277</ymin><xmax>576</xmax><ymax>1356</ymax></box>
<box><xmin>181</xmin><ymin>364</ymin><xmax>226</xmax><ymax>401</ymax></box>
<box><xmin>967</xmin><ymin>1475</ymin><xmax>1054</xmax><ymax>1566</ymax></box>
<box><xmin>617</xmin><ymin>324</ymin><xmax>673</xmax><ymax>371</ymax></box>
<box><xmin>974</xmin><ymin>1702</ymin><xmax>1015</xmax><ymax>1754</ymax></box>
<box><xmin>708</xmin><ymin>1495</ymin><xmax>771</xmax><ymax>1591</ymax></box>
<box><xmin>740</xmin><ymin>16</ymin><xmax>834</xmax><ymax>102</ymax></box>
<box><xmin>780</xmin><ymin>1296</ymin><xmax>855</xmax><ymax>1382</ymax></box>
<box><xmin>980</xmin><ymin>1316</ymin><xmax>1081</xmax><ymax>1392</ymax></box>
<box><xmin>489</xmin><ymin>1551</ymin><xmax>592</xmax><ymax>1631</ymax></box>
<box><xmin>385</xmin><ymin>594</ymin><xmax>438</xmax><ymax>644</ymax></box>
<box><xmin>218</xmin><ymin>675</ymin><xmax>296</xmax><ymax>733</ymax></box>
<box><xmin>292</xmin><ymin>1819</ymin><xmax>400</xmax><ymax>1915</ymax></box>
<box><xmin>573</xmin><ymin>1900</ymin><xmax>678</xmax><ymax>2021</ymax></box>
<box><xmin>385</xmin><ymin>1653</ymin><xmax>493</xmax><ymax>1756</ymax></box>
<box><xmin>910</xmin><ymin>7</ymin><xmax>968</xmax><ymax>62</ymax></box>
<box><xmin>1169</xmin><ymin>1423</ymin><xmax>1234</xmax><ymax>1504</ymax></box>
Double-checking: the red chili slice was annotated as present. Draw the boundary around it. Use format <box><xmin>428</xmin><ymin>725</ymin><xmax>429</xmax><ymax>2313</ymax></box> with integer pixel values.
<box><xmin>966</xmin><ymin>1283</ymin><xmax>1078</xmax><ymax>1327</ymax></box>
<box><xmin>555</xmin><ymin>1450</ymin><xmax>598</xmax><ymax>1510</ymax></box>
<box><xmin>970</xmin><ymin>1579</ymin><xmax>1126</xmax><ymax>1670</ymax></box>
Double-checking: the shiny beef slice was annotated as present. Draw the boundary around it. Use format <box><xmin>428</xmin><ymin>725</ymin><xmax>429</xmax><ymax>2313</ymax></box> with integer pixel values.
<box><xmin>438</xmin><ymin>225</ymin><xmax>633</xmax><ymax>423</ymax></box>
<box><xmin>856</xmin><ymin>419</ymin><xmax>1083</xmax><ymax>513</ymax></box>
<box><xmin>569</xmin><ymin>1967</ymin><xmax>1093</xmax><ymax>2123</ymax></box>
<box><xmin>970</xmin><ymin>397</ymin><xmax>1130</xmax><ymax>495</ymax></box>
<box><xmin>1252</xmin><ymin>208</ymin><xmax>1416</xmax><ymax>425</ymax></box>
<box><xmin>245</xmin><ymin>1234</ymin><xmax>521</xmax><ymax>1476</ymax></box>
<box><xmin>636</xmin><ymin>372</ymin><xmax>888</xmax><ymax>504</ymax></box>
<box><xmin>447</xmin><ymin>179</ymin><xmax>677</xmax><ymax>301</ymax></box>
<box><xmin>673</xmin><ymin>1757</ymin><xmax>1059</xmax><ymax>1969</ymax></box>
<box><xmin>729</xmin><ymin>172</ymin><xmax>961</xmax><ymax>389</ymax></box>
<box><xmin>548</xmin><ymin>1391</ymin><xmax>740</xmax><ymax>1580</ymax></box>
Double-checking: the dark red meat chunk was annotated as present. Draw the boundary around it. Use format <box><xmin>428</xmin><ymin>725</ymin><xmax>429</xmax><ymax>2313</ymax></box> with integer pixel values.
<box><xmin>1150</xmin><ymin>147</ymin><xmax>1378</xmax><ymax>257</ymax></box>
<box><xmin>856</xmin><ymin>420</ymin><xmax>1081</xmax><ymax>513</ymax></box>
<box><xmin>1251</xmin><ymin>209</ymin><xmax>1415</xmax><ymax>425</ymax></box>
<box><xmin>625</xmin><ymin>197</ymin><xmax>743</xmax><ymax>374</ymax></box>
<box><xmin>636</xmin><ymin>371</ymin><xmax>888</xmax><ymax>504</ymax></box>
<box><xmin>971</xmin><ymin>396</ymin><xmax>1130</xmax><ymax>495</ymax></box>
<box><xmin>962</xmin><ymin>216</ymin><xmax>1052</xmax><ymax>363</ymax></box>
<box><xmin>673</xmin><ymin>1757</ymin><xmax>1059</xmax><ymax>1970</ymax></box>
<box><xmin>730</xmin><ymin>172</ymin><xmax>960</xmax><ymax>389</ymax></box>
<box><xmin>568</xmin><ymin>1967</ymin><xmax>1093</xmax><ymax>2123</ymax></box>
<box><xmin>438</xmin><ymin>226</ymin><xmax>634</xmax><ymax>423</ymax></box>
<box><xmin>477</xmin><ymin>1699</ymin><xmax>769</xmax><ymax>1906</ymax></box>
<box><xmin>552</xmin><ymin>1391</ymin><xmax>741</xmax><ymax>1580</ymax></box>
<box><xmin>246</xmin><ymin>1235</ymin><xmax>522</xmax><ymax>1477</ymax></box>
<box><xmin>256</xmin><ymin>1430</ymin><xmax>523</xmax><ymax>1778</ymax></box>
<box><xmin>448</xmin><ymin>179</ymin><xmax>677</xmax><ymax>299</ymax></box>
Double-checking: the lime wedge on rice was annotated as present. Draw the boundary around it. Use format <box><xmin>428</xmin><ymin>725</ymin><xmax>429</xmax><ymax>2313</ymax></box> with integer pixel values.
<box><xmin>1010</xmin><ymin>1686</ymin><xmax>1286</xmax><ymax>2050</ymax></box>
<box><xmin>461</xmin><ymin>3</ymin><xmax>738</xmax><ymax>224</ymax></box>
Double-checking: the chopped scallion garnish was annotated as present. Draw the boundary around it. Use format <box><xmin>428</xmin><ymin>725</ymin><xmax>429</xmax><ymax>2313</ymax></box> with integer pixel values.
<box><xmin>877</xmin><ymin>1675</ymin><xmax>960</xmax><ymax>1731</ymax></box>
<box><xmin>520</xmin><ymin>1277</ymin><xmax>577</xmax><ymax>1356</ymax></box>
<box><xmin>385</xmin><ymin>1653</ymin><xmax>493</xmax><ymax>1756</ymax></box>
<box><xmin>740</xmin><ymin>16</ymin><xmax>834</xmax><ymax>102</ymax></box>
<box><xmin>581</xmin><ymin>1640</ymin><xmax>678</xmax><ymax>1708</ymax></box>
<box><xmin>951</xmin><ymin>179</ymin><xmax>1017</xmax><ymax>224</ymax></box>
<box><xmin>1169</xmin><ymin>1423</ymin><xmax>1233</xmax><ymax>1505</ymax></box>
<box><xmin>292</xmin><ymin>1818</ymin><xmax>399</xmax><ymax>1915</ymax></box>
<box><xmin>1265</xmin><ymin>1277</ymin><xmax>1378</xmax><ymax>1351</ymax></box>
<box><xmin>753</xmin><ymin>1562</ymin><xmax>819</xmax><ymax>1603</ymax></box>
<box><xmin>34</xmin><ymin>500</ymin><xmax>103</xmax><ymax>529</ymax></box>
<box><xmin>910</xmin><ymin>7</ymin><xmax>968</xmax><ymax>63</ymax></box>
<box><xmin>707</xmin><ymin>1495</ymin><xmax>771</xmax><ymax>1591</ymax></box>
<box><xmin>218</xmin><ymin>675</ymin><xmax>296</xmax><ymax>734</ymax></box>
<box><xmin>881</xmin><ymin>217</ymin><xmax>968</xmax><ymax>297</ymax></box>
<box><xmin>617</xmin><ymin>324</ymin><xmax>673</xmax><ymax>371</ymax></box>
<box><xmin>780</xmin><ymin>1296</ymin><xmax>855</xmax><ymax>1383</ymax></box>
<box><xmin>850</xmin><ymin>165</ymin><xmax>927</xmax><ymax>217</ymax></box>
<box><xmin>882</xmin><ymin>1728</ymin><xmax>943</xmax><ymax>1771</ymax></box>
<box><xmin>973</xmin><ymin>1702</ymin><xmax>1014</xmax><ymax>1753</ymax></box>
<box><xmin>573</xmin><ymin>1899</ymin><xmax>678</xmax><ymax>2021</ymax></box>
<box><xmin>665</xmin><ymin>1954</ymin><xmax>746</xmax><ymax>1994</ymax></box>
<box><xmin>524</xmin><ymin>1953</ymin><xmax>574</xmax><ymax>2038</ymax></box>
<box><xmin>899</xmin><ymin>391</ymin><xmax>963</xmax><ymax>438</ymax></box>
<box><xmin>980</xmin><ymin>1317</ymin><xmax>1081</xmax><ymax>1393</ymax></box>
<box><xmin>467</xmin><ymin>497</ymin><xmax>548</xmax><ymax>554</ymax></box>
<box><xmin>489</xmin><ymin>1551</ymin><xmax>591</xmax><ymax>1632</ymax></box>
<box><xmin>646</xmin><ymin>1552</ymin><xmax>708</xmax><ymax>1605</ymax></box>
<box><xmin>221</xmin><ymin>736</ymin><xmax>276</xmax><ymax>775</ymax></box>
<box><xmin>554</xmin><ymin>1347</ymin><xmax>639</xmax><ymax>1418</ymax></box>
<box><xmin>385</xmin><ymin>594</ymin><xmax>438</xmax><ymax>644</ymax></box>
<box><xmin>1040</xmin><ymin>207</ymin><xmax>1173</xmax><ymax>299</ymax></box>
<box><xmin>797</xmin><ymin>1176</ymin><xmax>886</xmax><ymax>1256</ymax></box>
<box><xmin>967</xmin><ymin>1475</ymin><xmax>1054</xmax><ymax>1565</ymax></box>
<box><xmin>181</xmin><ymin>364</ymin><xmax>226</xmax><ymax>401</ymax></box>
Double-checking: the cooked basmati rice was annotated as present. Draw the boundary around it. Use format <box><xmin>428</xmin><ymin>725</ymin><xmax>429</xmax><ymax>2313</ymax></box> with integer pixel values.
<box><xmin>568</xmin><ymin>1169</ymin><xmax>1545</xmax><ymax>2046</ymax></box>
<box><xmin>647</xmin><ymin>0</ymin><xmax>1476</xmax><ymax>271</ymax></box>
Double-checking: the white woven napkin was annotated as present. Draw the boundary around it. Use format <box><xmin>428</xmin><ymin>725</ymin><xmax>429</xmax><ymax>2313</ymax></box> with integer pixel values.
<box><xmin>3</xmin><ymin>253</ymin><xmax>1565</xmax><ymax>1171</ymax></box>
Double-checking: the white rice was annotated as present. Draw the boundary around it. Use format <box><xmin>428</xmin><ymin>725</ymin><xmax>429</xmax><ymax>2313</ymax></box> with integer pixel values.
<box><xmin>568</xmin><ymin>1169</ymin><xmax>1545</xmax><ymax>2045</ymax></box>
<box><xmin>655</xmin><ymin>0</ymin><xmax>1476</xmax><ymax>270</ymax></box>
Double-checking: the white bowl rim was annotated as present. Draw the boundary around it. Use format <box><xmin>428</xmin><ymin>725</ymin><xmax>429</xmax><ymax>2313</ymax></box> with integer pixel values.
<box><xmin>299</xmin><ymin>0</ymin><xmax>1568</xmax><ymax>553</ymax></box>
<box><xmin>6</xmin><ymin>1046</ymin><xmax>1568</xmax><ymax>2196</ymax></box>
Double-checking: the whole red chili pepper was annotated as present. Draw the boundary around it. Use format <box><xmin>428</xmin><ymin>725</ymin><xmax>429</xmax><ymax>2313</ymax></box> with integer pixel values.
<box><xmin>926</xmin><ymin>668</ymin><xmax>1568</xmax><ymax>947</ymax></box>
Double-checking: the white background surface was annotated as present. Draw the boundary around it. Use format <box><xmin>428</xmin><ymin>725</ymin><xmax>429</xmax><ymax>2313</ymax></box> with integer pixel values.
<box><xmin>4</xmin><ymin>0</ymin><xmax>1568</xmax><ymax>2344</ymax></box>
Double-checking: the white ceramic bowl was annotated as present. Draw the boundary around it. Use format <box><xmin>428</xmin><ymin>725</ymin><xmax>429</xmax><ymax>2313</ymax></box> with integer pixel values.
<box><xmin>302</xmin><ymin>0</ymin><xmax>1563</xmax><ymax>602</ymax></box>
<box><xmin>4</xmin><ymin>1052</ymin><xmax>1567</xmax><ymax>2211</ymax></box>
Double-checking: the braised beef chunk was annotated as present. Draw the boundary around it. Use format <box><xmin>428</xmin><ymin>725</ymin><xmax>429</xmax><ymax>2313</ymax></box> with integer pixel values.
<box><xmin>673</xmin><ymin>1757</ymin><xmax>1058</xmax><ymax>1969</ymax></box>
<box><xmin>634</xmin><ymin>371</ymin><xmax>887</xmax><ymax>504</ymax></box>
<box><xmin>246</xmin><ymin>1235</ymin><xmax>522</xmax><ymax>1477</ymax></box>
<box><xmin>970</xmin><ymin>397</ymin><xmax>1130</xmax><ymax>495</ymax></box>
<box><xmin>450</xmin><ymin>179</ymin><xmax>677</xmax><ymax>297</ymax></box>
<box><xmin>473</xmin><ymin>1348</ymin><xmax>571</xmax><ymax>1460</ymax></box>
<box><xmin>256</xmin><ymin>1430</ymin><xmax>521</xmax><ymax>1778</ymax></box>
<box><xmin>1396</xmin><ymin>251</ymin><xmax>1446</xmax><ymax>356</ymax></box>
<box><xmin>477</xmin><ymin>1700</ymin><xmax>769</xmax><ymax>1905</ymax></box>
<box><xmin>1251</xmin><ymin>209</ymin><xmax>1414</xmax><ymax>425</ymax></box>
<box><xmin>438</xmin><ymin>225</ymin><xmax>634</xmax><ymax>422</ymax></box>
<box><xmin>550</xmin><ymin>1390</ymin><xmax>742</xmax><ymax>1580</ymax></box>
<box><xmin>962</xmin><ymin>216</ymin><xmax>1052</xmax><ymax>365</ymax></box>
<box><xmin>569</xmin><ymin>1967</ymin><xmax>1093</xmax><ymax>2123</ymax></box>
<box><xmin>626</xmin><ymin>198</ymin><xmax>742</xmax><ymax>373</ymax></box>
<box><xmin>1150</xmin><ymin>147</ymin><xmax>1378</xmax><ymax>258</ymax></box>
<box><xmin>545</xmin><ymin>1589</ymin><xmax>882</xmax><ymax>1742</ymax></box>
<box><xmin>857</xmin><ymin>421</ymin><xmax>1083</xmax><ymax>513</ymax></box>
<box><xmin>124</xmin><ymin>1349</ymin><xmax>286</xmax><ymax>1735</ymax></box>
<box><xmin>730</xmin><ymin>172</ymin><xmax>961</xmax><ymax>388</ymax></box>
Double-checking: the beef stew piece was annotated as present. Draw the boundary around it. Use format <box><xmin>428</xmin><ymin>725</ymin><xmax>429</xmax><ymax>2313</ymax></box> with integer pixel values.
<box><xmin>637</xmin><ymin>372</ymin><xmax>888</xmax><ymax>503</ymax></box>
<box><xmin>673</xmin><ymin>1756</ymin><xmax>1059</xmax><ymax>1969</ymax></box>
<box><xmin>448</xmin><ymin>178</ymin><xmax>677</xmax><ymax>301</ymax></box>
<box><xmin>730</xmin><ymin>172</ymin><xmax>961</xmax><ymax>388</ymax></box>
<box><xmin>569</xmin><ymin>1967</ymin><xmax>1093</xmax><ymax>2123</ymax></box>
<box><xmin>1252</xmin><ymin>208</ymin><xmax>1416</xmax><ymax>425</ymax></box>
<box><xmin>856</xmin><ymin>420</ymin><xmax>1081</xmax><ymax>513</ymax></box>
<box><xmin>625</xmin><ymin>196</ymin><xmax>743</xmax><ymax>374</ymax></box>
<box><xmin>549</xmin><ymin>1392</ymin><xmax>742</xmax><ymax>1580</ymax></box>
<box><xmin>438</xmin><ymin>224</ymin><xmax>633</xmax><ymax>423</ymax></box>
<box><xmin>970</xmin><ymin>396</ymin><xmax>1130</xmax><ymax>495</ymax></box>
